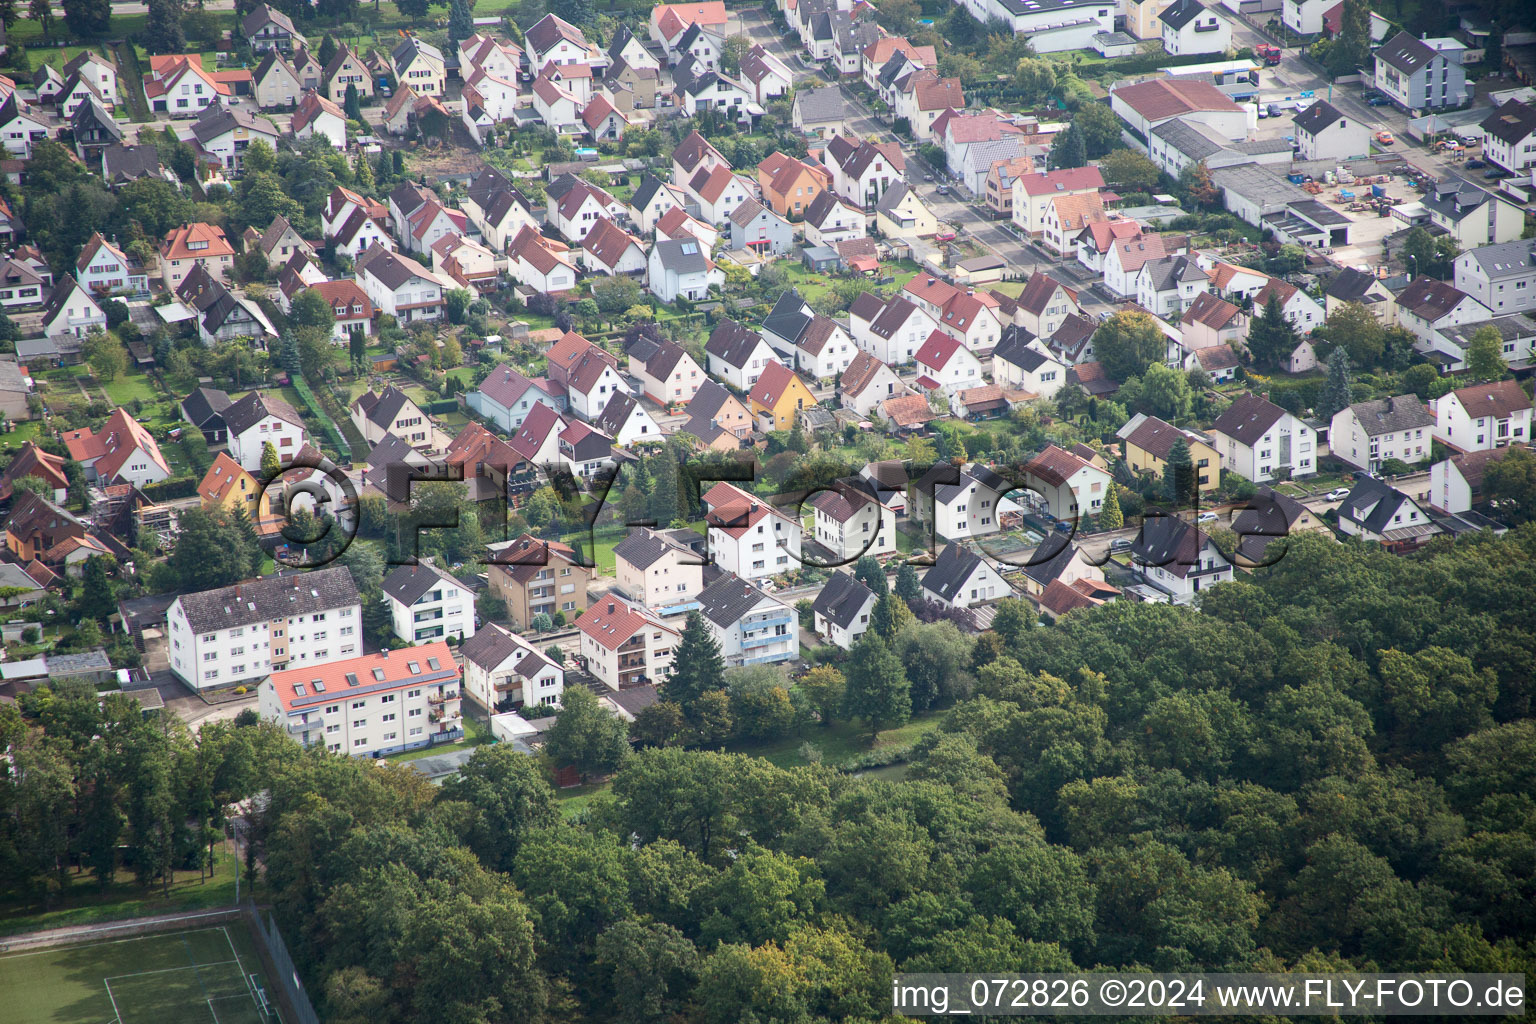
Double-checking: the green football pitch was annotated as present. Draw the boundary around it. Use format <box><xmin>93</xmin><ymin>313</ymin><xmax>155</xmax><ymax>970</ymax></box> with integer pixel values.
<box><xmin>0</xmin><ymin>924</ymin><xmax>282</xmax><ymax>1024</ymax></box>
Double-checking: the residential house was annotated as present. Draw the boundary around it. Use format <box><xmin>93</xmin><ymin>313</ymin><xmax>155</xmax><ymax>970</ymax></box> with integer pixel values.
<box><xmin>852</xmin><ymin>291</ymin><xmax>940</xmax><ymax>365</ymax></box>
<box><xmin>1395</xmin><ymin>276</ymin><xmax>1492</xmax><ymax>344</ymax></box>
<box><xmin>1136</xmin><ymin>254</ymin><xmax>1212</xmax><ymax>319</ymax></box>
<box><xmin>654</xmin><ymin>205</ymin><xmax>719</xmax><ymax>249</ymax></box>
<box><xmin>1330</xmin><ymin>394</ymin><xmax>1435</xmax><ymax>472</ymax></box>
<box><xmin>1228</xmin><ymin>484</ymin><xmax>1326</xmax><ymax>566</ymax></box>
<box><xmin>701</xmin><ymin>480</ymin><xmax>803</xmax><ymax>581</ymax></box>
<box><xmin>487</xmin><ymin>534</ymin><xmax>592</xmax><ymax>628</ymax></box>
<box><xmin>627</xmin><ymin>336</ymin><xmax>705</xmax><ymax>407</ymax></box>
<box><xmin>628</xmin><ymin>173</ymin><xmax>689</xmax><ymax>234</ymax></box>
<box><xmin>546</xmin><ymin>174</ymin><xmax>627</xmax><ymax>243</ymax></box>
<box><xmin>1481</xmin><ymin>99</ymin><xmax>1536</xmax><ymax>176</ymax></box>
<box><xmin>696</xmin><ymin>572</ymin><xmax>798</xmax><ymax>667</ymax></box>
<box><xmin>794</xmin><ymin>314</ymin><xmax>859</xmax><ymax>380</ymax></box>
<box><xmin>509</xmin><ymin>224</ymin><xmax>578</xmax><ymax>294</ymax></box>
<box><xmin>1454</xmin><ymin>240</ymin><xmax>1536</xmax><ymax>317</ymax></box>
<box><xmin>1430</xmin><ymin>445</ymin><xmax>1521</xmax><ymax>514</ymax></box>
<box><xmin>382</xmin><ymin>561</ymin><xmax>477</xmax><ymax>643</ymax></box>
<box><xmin>1130</xmin><ymin>515</ymin><xmax>1233</xmax><ymax>602</ymax></box>
<box><xmin>740</xmin><ymin>43</ymin><xmax>794</xmax><ymax>104</ymax></box>
<box><xmin>1076</xmin><ymin>217</ymin><xmax>1145</xmax><ymax>274</ymax></box>
<box><xmin>839</xmin><ymin>350</ymin><xmax>909</xmax><ymax>419</ymax></box>
<box><xmin>812</xmin><ymin>570</ymin><xmax>877</xmax><ymax>649</ymax></box>
<box><xmin>670</xmin><ymin>128</ymin><xmax>727</xmax><ymax>188</ymax></box>
<box><xmin>321</xmin><ymin>44</ymin><xmax>372</xmax><ymax>105</ymax></box>
<box><xmin>1180</xmin><ymin>291</ymin><xmax>1247</xmax><ymax>351</ymax></box>
<box><xmin>291</xmin><ymin>91</ymin><xmax>347</xmax><ymax>149</ymax></box>
<box><xmin>1160</xmin><ymin>0</ymin><xmax>1231</xmax><ymax>55</ymax></box>
<box><xmin>595</xmin><ymin>391</ymin><xmax>661</xmax><ymax>446</ymax></box>
<box><xmin>0</xmin><ymin>255</ymin><xmax>45</xmax><ymax>309</ymax></box>
<box><xmin>614</xmin><ymin>527</ymin><xmax>705</xmax><ymax>610</ymax></box>
<box><xmin>180</xmin><ymin>386</ymin><xmax>233</xmax><ymax>444</ymax></box>
<box><xmin>242</xmin><ymin>4</ymin><xmax>298</xmax><ymax>52</ymax></box>
<box><xmin>188</xmin><ymin>104</ymin><xmax>281</xmax><ymax>174</ymax></box>
<box><xmin>158</xmin><ymin>222</ymin><xmax>234</xmax><ymax>289</ymax></box>
<box><xmin>757</xmin><ymin>151</ymin><xmax>827</xmax><ymax>219</ymax></box>
<box><xmin>582</xmin><ymin>95</ymin><xmax>628</xmax><ymax>141</ymax></box>
<box><xmin>648</xmin><ymin>237</ymin><xmax>722</xmax><ymax>303</ymax></box>
<box><xmin>1373</xmin><ymin>31</ymin><xmax>1468</xmax><ymax>111</ymax></box>
<box><xmin>922</xmin><ymin>542</ymin><xmax>1011</xmax><ymax>611</ymax></box>
<box><xmin>748</xmin><ymin>360</ymin><xmax>817</xmax><ymax>432</ymax></box>
<box><xmin>809</xmin><ymin>478</ymin><xmax>896</xmax><ymax>561</ymax></box>
<box><xmin>224</xmin><ymin>390</ymin><xmax>306</xmax><ymax>471</ymax></box>
<box><xmin>461</xmin><ymin>623</ymin><xmax>564</xmax><ymax>712</ymax></box>
<box><xmin>1118</xmin><ymin>412</ymin><xmax>1221</xmax><ymax>493</ymax></box>
<box><xmin>577</xmin><ymin>592</ymin><xmax>678</xmax><ymax>689</ymax></box>
<box><xmin>356</xmin><ymin>245</ymin><xmax>445</xmax><ymax>323</ymax></box>
<box><xmin>1325</xmin><ymin>266</ymin><xmax>1397</xmax><ymax>323</ymax></box>
<box><xmin>545</xmin><ymin>331</ymin><xmax>628</xmax><ymax>422</ymax></box>
<box><xmin>1018</xmin><ymin>532</ymin><xmax>1105</xmax><ymax>601</ymax></box>
<box><xmin>469</xmin><ymin>363</ymin><xmax>563</xmax><ymax>433</ymax></box>
<box><xmin>430</xmin><ymin>232</ymin><xmax>498</xmax><ymax>295</ymax></box>
<box><xmin>1011</xmin><ymin>271</ymin><xmax>1080</xmax><ymax>339</ymax></box>
<box><xmin>351</xmin><ymin>385</ymin><xmax>444</xmax><ymax>453</ymax></box>
<box><xmin>0</xmin><ymin>94</ymin><xmax>48</xmax><ymax>157</ymax></box>
<box><xmin>529</xmin><ymin>12</ymin><xmax>603</xmax><ymax>69</ymax></box>
<box><xmin>1282</xmin><ymin>0</ymin><xmax>1327</xmax><ymax>34</ymax></box>
<box><xmin>3</xmin><ymin>491</ymin><xmax>114</xmax><ymax>574</ymax></box>
<box><xmin>824</xmin><ymin>134</ymin><xmax>904</xmax><ymax>210</ymax></box>
<box><xmin>1294</xmin><ymin>99</ymin><xmax>1370</xmax><ymax>161</ymax></box>
<box><xmin>39</xmin><ymin>278</ymin><xmax>105</xmax><ymax>342</ymax></box>
<box><xmin>168</xmin><ymin>565</ymin><xmax>361</xmax><ymax>692</ymax></box>
<box><xmin>506</xmin><ymin>403</ymin><xmax>567</xmax><ymax>471</ymax></box>
<box><xmin>874</xmin><ymin>182</ymin><xmax>937</xmax><ymax>240</ymax></box>
<box><xmin>1103</xmin><ymin>233</ymin><xmax>1187</xmax><ymax>299</ymax></box>
<box><xmin>606</xmin><ymin>56</ymin><xmax>661</xmax><ymax>111</ymax></box>
<box><xmin>1041</xmin><ymin>191</ymin><xmax>1107</xmax><ymax>257</ymax></box>
<box><xmin>913</xmin><ymin>463</ymin><xmax>1006</xmax><ymax>539</ymax></box>
<box><xmin>684</xmin><ymin>164</ymin><xmax>755</xmax><ymax>224</ymax></box>
<box><xmin>580</xmin><ymin>216</ymin><xmax>647</xmax><ymax>276</ymax></box>
<box><xmin>196</xmin><ymin>451</ymin><xmax>266</xmax><ymax>523</ymax></box>
<box><xmin>393</xmin><ymin>36</ymin><xmax>446</xmax><ymax>96</ymax></box>
<box><xmin>401</xmin><ymin>199</ymin><xmax>467</xmax><ymax>256</ymax></box>
<box><xmin>1208</xmin><ymin>393</ymin><xmax>1317</xmax><ymax>481</ymax></box>
<box><xmin>532</xmin><ymin>70</ymin><xmax>583</xmax><ymax>131</ymax></box>
<box><xmin>991</xmin><ymin>328</ymin><xmax>1066</xmax><ymax>399</ymax></box>
<box><xmin>802</xmin><ymin>190</ymin><xmax>866</xmax><ymax>247</ymax></box>
<box><xmin>464</xmin><ymin>167</ymin><xmax>539</xmax><ymax>252</ymax></box>
<box><xmin>728</xmin><ymin>199</ymin><xmax>794</xmax><ymax>255</ymax></box>
<box><xmin>1337</xmin><ymin>475</ymin><xmax>1441</xmax><ymax>551</ymax></box>
<box><xmin>1420</xmin><ymin>178</ymin><xmax>1525</xmax><ymax>248</ymax></box>
<box><xmin>63</xmin><ymin>51</ymin><xmax>118</xmax><ymax>107</ymax></box>
<box><xmin>792</xmin><ymin>86</ymin><xmax>846</xmax><ymax>139</ymax></box>
<box><xmin>893</xmin><ymin>69</ymin><xmax>964</xmax><ymax>141</ymax></box>
<box><xmin>0</xmin><ymin>441</ymin><xmax>67</xmax><ymax>502</ymax></box>
<box><xmin>70</xmin><ymin>98</ymin><xmax>122</xmax><ymax>156</ymax></box>
<box><xmin>61</xmin><ymin>409</ymin><xmax>169</xmax><ymax>488</ymax></box>
<box><xmin>1022</xmin><ymin>444</ymin><xmax>1114</xmax><ymax>520</ymax></box>
<box><xmin>1430</xmin><ymin>379</ymin><xmax>1532</xmax><ymax>452</ymax></box>
<box><xmin>914</xmin><ymin>330</ymin><xmax>984</xmax><ymax>402</ymax></box>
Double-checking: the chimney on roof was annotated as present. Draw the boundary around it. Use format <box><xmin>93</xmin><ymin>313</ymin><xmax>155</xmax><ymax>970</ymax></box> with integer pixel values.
<box><xmin>608</xmin><ymin>601</ymin><xmax>616</xmax><ymax>614</ymax></box>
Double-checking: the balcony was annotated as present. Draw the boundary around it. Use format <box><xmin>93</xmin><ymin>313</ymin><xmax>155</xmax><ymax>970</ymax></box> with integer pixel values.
<box><xmin>741</xmin><ymin>631</ymin><xmax>791</xmax><ymax>650</ymax></box>
<box><xmin>426</xmin><ymin>691</ymin><xmax>459</xmax><ymax>705</ymax></box>
<box><xmin>285</xmin><ymin>713</ymin><xmax>323</xmax><ymax>735</ymax></box>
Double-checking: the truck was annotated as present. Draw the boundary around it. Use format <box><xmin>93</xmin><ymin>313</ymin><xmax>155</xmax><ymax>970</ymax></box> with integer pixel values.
<box><xmin>1254</xmin><ymin>43</ymin><xmax>1283</xmax><ymax>66</ymax></box>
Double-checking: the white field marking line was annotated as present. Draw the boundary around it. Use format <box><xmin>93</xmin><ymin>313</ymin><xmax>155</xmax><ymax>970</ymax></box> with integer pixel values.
<box><xmin>104</xmin><ymin>978</ymin><xmax>122</xmax><ymax>1024</ymax></box>
<box><xmin>221</xmin><ymin>926</ymin><xmax>259</xmax><ymax>1004</ymax></box>
<box><xmin>0</xmin><ymin>927</ymin><xmax>235</xmax><ymax>961</ymax></box>
<box><xmin>208</xmin><ymin>996</ymin><xmax>221</xmax><ymax>1024</ymax></box>
<box><xmin>103</xmin><ymin>959</ymin><xmax>241</xmax><ymax>981</ymax></box>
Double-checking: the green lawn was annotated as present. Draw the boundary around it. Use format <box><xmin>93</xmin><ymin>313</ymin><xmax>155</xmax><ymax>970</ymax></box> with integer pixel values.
<box><xmin>386</xmin><ymin>713</ymin><xmax>491</xmax><ymax>762</ymax></box>
<box><xmin>0</xmin><ymin>846</ymin><xmax>245</xmax><ymax>937</ymax></box>
<box><xmin>553</xmin><ymin>782</ymin><xmax>606</xmax><ymax>818</ymax></box>
<box><xmin>735</xmin><ymin>709</ymin><xmax>946</xmax><ymax>769</ymax></box>
<box><xmin>101</xmin><ymin>372</ymin><xmax>161</xmax><ymax>406</ymax></box>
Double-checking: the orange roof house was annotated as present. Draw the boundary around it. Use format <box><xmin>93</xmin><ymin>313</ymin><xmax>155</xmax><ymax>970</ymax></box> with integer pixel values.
<box><xmin>756</xmin><ymin>152</ymin><xmax>830</xmax><ymax>219</ymax></box>
<box><xmin>748</xmin><ymin>360</ymin><xmax>817</xmax><ymax>432</ymax></box>
<box><xmin>197</xmin><ymin>451</ymin><xmax>271</xmax><ymax>518</ymax></box>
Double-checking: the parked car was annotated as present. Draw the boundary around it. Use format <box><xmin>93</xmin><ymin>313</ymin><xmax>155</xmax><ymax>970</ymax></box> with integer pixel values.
<box><xmin>1197</xmin><ymin>511</ymin><xmax>1219</xmax><ymax>524</ymax></box>
<box><xmin>1375</xmin><ymin>130</ymin><xmax>1395</xmax><ymax>145</ymax></box>
<box><xmin>1054</xmin><ymin>521</ymin><xmax>1074</xmax><ymax>534</ymax></box>
<box><xmin>1484</xmin><ymin>167</ymin><xmax>1510</xmax><ymax>180</ymax></box>
<box><xmin>934</xmin><ymin>231</ymin><xmax>956</xmax><ymax>242</ymax></box>
<box><xmin>934</xmin><ymin>184</ymin><xmax>950</xmax><ymax>195</ymax></box>
<box><xmin>1325</xmin><ymin>487</ymin><xmax>1351</xmax><ymax>501</ymax></box>
<box><xmin>1366</xmin><ymin>94</ymin><xmax>1390</xmax><ymax>106</ymax></box>
<box><xmin>922</xmin><ymin>173</ymin><xmax>933</xmax><ymax>181</ymax></box>
<box><xmin>1466</xmin><ymin>159</ymin><xmax>1486</xmax><ymax>169</ymax></box>
<box><xmin>1109</xmin><ymin>538</ymin><xmax>1133</xmax><ymax>554</ymax></box>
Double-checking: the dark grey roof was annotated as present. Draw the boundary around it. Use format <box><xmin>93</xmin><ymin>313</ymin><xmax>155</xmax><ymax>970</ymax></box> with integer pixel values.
<box><xmin>1481</xmin><ymin>100</ymin><xmax>1536</xmax><ymax>147</ymax></box>
<box><xmin>629</xmin><ymin>172</ymin><xmax>669</xmax><ymax>212</ymax></box>
<box><xmin>1022</xmin><ymin>531</ymin><xmax>1083</xmax><ymax>587</ymax></box>
<box><xmin>608</xmin><ymin>24</ymin><xmax>639</xmax><ymax>61</ymax></box>
<box><xmin>362</xmin><ymin>433</ymin><xmax>426</xmax><ymax>502</ymax></box>
<box><xmin>1159</xmin><ymin>0</ymin><xmax>1207</xmax><ymax>29</ymax></box>
<box><xmin>383</xmin><ymin>560</ymin><xmax>467</xmax><ymax>605</ymax></box>
<box><xmin>594</xmin><ymin>390</ymin><xmax>643</xmax><ymax>437</ymax></box>
<box><xmin>1294</xmin><ymin>99</ymin><xmax>1346</xmax><ymax>136</ymax></box>
<box><xmin>355</xmin><ymin>385</ymin><xmax>414</xmax><ymax>429</ymax></box>
<box><xmin>222</xmin><ymin>390</ymin><xmax>303</xmax><ymax>436</ymax></box>
<box><xmin>652</xmin><ymin>237</ymin><xmax>709</xmax><ymax>274</ymax></box>
<box><xmin>1375</xmin><ymin>31</ymin><xmax>1438</xmax><ymax>74</ymax></box>
<box><xmin>102</xmin><ymin>143</ymin><xmax>165</xmax><ymax>184</ymax></box>
<box><xmin>613</xmin><ymin>527</ymin><xmax>692</xmax><ymax>570</ymax></box>
<box><xmin>72</xmin><ymin>97</ymin><xmax>122</xmax><ymax>142</ymax></box>
<box><xmin>793</xmin><ymin>86</ymin><xmax>845</xmax><ymax>123</ymax></box>
<box><xmin>175</xmin><ymin>566</ymin><xmax>359</xmax><ymax>635</ymax></box>
<box><xmin>1129</xmin><ymin>515</ymin><xmax>1209</xmax><ymax>579</ymax></box>
<box><xmin>687</xmin><ymin>379</ymin><xmax>738</xmax><ymax>423</ymax></box>
<box><xmin>811</xmin><ymin>570</ymin><xmax>875</xmax><ymax>629</ymax></box>
<box><xmin>993</xmin><ymin>326</ymin><xmax>1049</xmax><ymax>372</ymax></box>
<box><xmin>1325</xmin><ymin>266</ymin><xmax>1381</xmax><ymax>301</ymax></box>
<box><xmin>180</xmin><ymin>386</ymin><xmax>232</xmax><ymax>428</ymax></box>
<box><xmin>696</xmin><ymin>571</ymin><xmax>774</xmax><ymax>627</ymax></box>
<box><xmin>1421</xmin><ymin>177</ymin><xmax>1497</xmax><ymax>223</ymax></box>
<box><xmin>392</xmin><ymin>35</ymin><xmax>444</xmax><ymax>72</ymax></box>
<box><xmin>1339</xmin><ymin>475</ymin><xmax>1414</xmax><ymax>533</ymax></box>
<box><xmin>875</xmin><ymin>180</ymin><xmax>915</xmax><ymax>215</ymax></box>
<box><xmin>190</xmin><ymin>103</ymin><xmax>277</xmax><ymax>144</ymax></box>
<box><xmin>922</xmin><ymin>542</ymin><xmax>985</xmax><ymax>601</ymax></box>
<box><xmin>762</xmin><ymin>289</ymin><xmax>814</xmax><ymax>346</ymax></box>
<box><xmin>1143</xmin><ymin>254</ymin><xmax>1206</xmax><ymax>292</ymax></box>
<box><xmin>1232</xmin><ymin>485</ymin><xmax>1308</xmax><ymax>563</ymax></box>
<box><xmin>1461</xmin><ymin>239</ymin><xmax>1536</xmax><ymax>280</ymax></box>
<box><xmin>1211</xmin><ymin>394</ymin><xmax>1286</xmax><ymax>447</ymax></box>
<box><xmin>1345</xmin><ymin>394</ymin><xmax>1434</xmax><ymax>436</ymax></box>
<box><xmin>706</xmin><ymin>319</ymin><xmax>767</xmax><ymax>368</ymax></box>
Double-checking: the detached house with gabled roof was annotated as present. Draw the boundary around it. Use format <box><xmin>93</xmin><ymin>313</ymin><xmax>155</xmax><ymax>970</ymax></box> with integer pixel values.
<box><xmin>187</xmin><ymin>103</ymin><xmax>281</xmax><ymax>173</ymax></box>
<box><xmin>1431</xmin><ymin>379</ymin><xmax>1532</xmax><ymax>452</ymax></box>
<box><xmin>321</xmin><ymin>43</ymin><xmax>372</xmax><ymax>105</ymax></box>
<box><xmin>1337</xmin><ymin>476</ymin><xmax>1441</xmax><ymax>552</ymax></box>
<box><xmin>1373</xmin><ymin>31</ymin><xmax>1468</xmax><ymax>112</ymax></box>
<box><xmin>1294</xmin><ymin>99</ymin><xmax>1370</xmax><ymax>162</ymax></box>
<box><xmin>671</xmin><ymin>127</ymin><xmax>727</xmax><ymax>188</ymax></box>
<box><xmin>546</xmin><ymin>331</ymin><xmax>629</xmax><ymax>422</ymax></box>
<box><xmin>393</xmin><ymin>36</ymin><xmax>446</xmax><ymax>96</ymax></box>
<box><xmin>0</xmin><ymin>94</ymin><xmax>48</xmax><ymax>157</ymax></box>
<box><xmin>158</xmin><ymin>222</ymin><xmax>234</xmax><ymax>289</ymax></box>
<box><xmin>874</xmin><ymin>182</ymin><xmax>937</xmax><ymax>241</ymax></box>
<box><xmin>1159</xmin><ymin>0</ymin><xmax>1229</xmax><ymax>55</ymax></box>
<box><xmin>748</xmin><ymin>359</ymin><xmax>817</xmax><ymax>432</ymax></box>
<box><xmin>991</xmin><ymin>328</ymin><xmax>1066</xmax><ymax>400</ymax></box>
<box><xmin>702</xmin><ymin>480</ymin><xmax>803</xmax><ymax>581</ymax></box>
<box><xmin>728</xmin><ymin>198</ymin><xmax>793</xmax><ymax>255</ymax></box>
<box><xmin>914</xmin><ymin>330</ymin><xmax>984</xmax><ymax>402</ymax></box>
<box><xmin>546</xmin><ymin>174</ymin><xmax>628</xmax><ymax>243</ymax></box>
<box><xmin>1481</xmin><ymin>99</ymin><xmax>1536</xmax><ymax>177</ymax></box>
<box><xmin>809</xmin><ymin>478</ymin><xmax>896</xmax><ymax>561</ymax></box>
<box><xmin>824</xmin><ymin>134</ymin><xmax>904</xmax><ymax>210</ymax></box>
<box><xmin>850</xmin><ymin>292</ymin><xmax>938</xmax><ymax>366</ymax></box>
<box><xmin>464</xmin><ymin>167</ymin><xmax>539</xmax><ymax>252</ymax></box>
<box><xmin>351</xmin><ymin>384</ymin><xmax>445</xmax><ymax>453</ymax></box>
<box><xmin>922</xmin><ymin>542</ymin><xmax>1010</xmax><ymax>611</ymax></box>
<box><xmin>40</xmin><ymin>278</ymin><xmax>105</xmax><ymax>342</ymax></box>
<box><xmin>508</xmin><ymin>224</ymin><xmax>578</xmax><ymax>294</ymax></box>
<box><xmin>1330</xmin><ymin>394</ymin><xmax>1434</xmax><ymax>472</ymax></box>
<box><xmin>812</xmin><ymin>570</ymin><xmax>877</xmax><ymax>649</ymax></box>
<box><xmin>580</xmin><ymin>216</ymin><xmax>647</xmax><ymax>276</ymax></box>
<box><xmin>696</xmin><ymin>571</ymin><xmax>799</xmax><ymax>667</ymax></box>
<box><xmin>1180</xmin><ymin>290</ymin><xmax>1246</xmax><ymax>353</ymax></box>
<box><xmin>1209</xmin><ymin>393</ymin><xmax>1316</xmax><ymax>482</ymax></box>
<box><xmin>757</xmin><ymin>151</ymin><xmax>828</xmax><ymax>219</ymax></box>
<box><xmin>627</xmin><ymin>336</ymin><xmax>704</xmax><ymax>407</ymax></box>
<box><xmin>528</xmin><ymin>11</ymin><xmax>604</xmax><ymax>70</ymax></box>
<box><xmin>628</xmin><ymin>173</ymin><xmax>688</xmax><ymax>234</ymax></box>
<box><xmin>382</xmin><ymin>560</ymin><xmax>477</xmax><ymax>643</ymax></box>
<box><xmin>1430</xmin><ymin>445</ymin><xmax>1524</xmax><ymax>515</ymax></box>
<box><xmin>356</xmin><ymin>245</ymin><xmax>444</xmax><ymax>322</ymax></box>
<box><xmin>578</xmin><ymin>592</ymin><xmax>678</xmax><ymax>689</ymax></box>
<box><xmin>1395</xmin><ymin>276</ymin><xmax>1492</xmax><ymax>344</ymax></box>
<box><xmin>682</xmin><ymin>380</ymin><xmax>752</xmax><ymax>449</ymax></box>
<box><xmin>461</xmin><ymin>623</ymin><xmax>565</xmax><ymax>711</ymax></box>
<box><xmin>685</xmin><ymin>163</ymin><xmax>755</xmax><ymax>224</ymax></box>
<box><xmin>1022</xmin><ymin>444</ymin><xmax>1114</xmax><ymax>520</ymax></box>
<box><xmin>648</xmin><ymin>237</ymin><xmax>722</xmax><ymax>303</ymax></box>
<box><xmin>224</xmin><ymin>390</ymin><xmax>307</xmax><ymax>470</ymax></box>
<box><xmin>470</xmin><ymin>363</ymin><xmax>564</xmax><ymax>433</ymax></box>
<box><xmin>63</xmin><ymin>408</ymin><xmax>170</xmax><ymax>488</ymax></box>
<box><xmin>242</xmin><ymin>3</ymin><xmax>298</xmax><ymax>52</ymax></box>
<box><xmin>740</xmin><ymin>43</ymin><xmax>793</xmax><ymax>103</ymax></box>
<box><xmin>1117</xmin><ymin>412</ymin><xmax>1220</xmax><ymax>493</ymax></box>
<box><xmin>803</xmin><ymin>189</ymin><xmax>866</xmax><ymax>247</ymax></box>
<box><xmin>1130</xmin><ymin>515</ymin><xmax>1232</xmax><ymax>603</ymax></box>
<box><xmin>291</xmin><ymin>90</ymin><xmax>347</xmax><ymax>149</ymax></box>
<box><xmin>839</xmin><ymin>350</ymin><xmax>909</xmax><ymax>420</ymax></box>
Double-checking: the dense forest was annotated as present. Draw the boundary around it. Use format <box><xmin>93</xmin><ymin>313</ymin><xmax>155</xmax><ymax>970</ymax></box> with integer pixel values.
<box><xmin>4</xmin><ymin>530</ymin><xmax>1536</xmax><ymax>1023</ymax></box>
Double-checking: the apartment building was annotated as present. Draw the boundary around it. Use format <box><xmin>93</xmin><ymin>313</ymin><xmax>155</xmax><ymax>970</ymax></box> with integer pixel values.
<box><xmin>577</xmin><ymin>592</ymin><xmax>678</xmax><ymax>689</ymax></box>
<box><xmin>486</xmin><ymin>533</ymin><xmax>593</xmax><ymax>628</ymax></box>
<box><xmin>382</xmin><ymin>560</ymin><xmax>478</xmax><ymax>643</ymax></box>
<box><xmin>459</xmin><ymin>622</ymin><xmax>564</xmax><ymax>711</ymax></box>
<box><xmin>258</xmin><ymin>641</ymin><xmax>463</xmax><ymax>757</ymax></box>
<box><xmin>695</xmin><ymin>571</ymin><xmax>798</xmax><ymax>666</ymax></box>
<box><xmin>167</xmin><ymin>566</ymin><xmax>362</xmax><ymax>691</ymax></box>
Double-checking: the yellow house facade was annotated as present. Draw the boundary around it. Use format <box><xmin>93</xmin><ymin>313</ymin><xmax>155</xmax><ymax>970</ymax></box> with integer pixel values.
<box><xmin>197</xmin><ymin>452</ymin><xmax>273</xmax><ymax>520</ymax></box>
<box><xmin>1120</xmin><ymin>414</ymin><xmax>1222</xmax><ymax>493</ymax></box>
<box><xmin>875</xmin><ymin>184</ymin><xmax>938</xmax><ymax>240</ymax></box>
<box><xmin>749</xmin><ymin>361</ymin><xmax>818</xmax><ymax>432</ymax></box>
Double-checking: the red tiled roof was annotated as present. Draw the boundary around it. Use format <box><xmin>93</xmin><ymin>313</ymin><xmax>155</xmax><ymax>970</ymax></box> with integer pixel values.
<box><xmin>268</xmin><ymin>641</ymin><xmax>456</xmax><ymax>712</ymax></box>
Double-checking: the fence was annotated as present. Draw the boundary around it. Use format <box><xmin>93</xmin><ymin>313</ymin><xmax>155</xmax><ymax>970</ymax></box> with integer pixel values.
<box><xmin>251</xmin><ymin>909</ymin><xmax>321</xmax><ymax>1024</ymax></box>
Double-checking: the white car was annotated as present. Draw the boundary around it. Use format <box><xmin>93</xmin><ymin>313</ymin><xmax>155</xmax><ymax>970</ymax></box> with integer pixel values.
<box><xmin>1325</xmin><ymin>487</ymin><xmax>1351</xmax><ymax>501</ymax></box>
<box><xmin>1197</xmin><ymin>511</ymin><xmax>1219</xmax><ymax>524</ymax></box>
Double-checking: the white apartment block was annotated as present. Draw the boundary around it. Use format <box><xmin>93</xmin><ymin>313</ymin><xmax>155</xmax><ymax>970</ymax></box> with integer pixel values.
<box><xmin>382</xmin><ymin>561</ymin><xmax>478</xmax><ymax>643</ymax></box>
<box><xmin>258</xmin><ymin>641</ymin><xmax>463</xmax><ymax>757</ymax></box>
<box><xmin>168</xmin><ymin>567</ymin><xmax>362</xmax><ymax>692</ymax></box>
<box><xmin>459</xmin><ymin>622</ymin><xmax>565</xmax><ymax>711</ymax></box>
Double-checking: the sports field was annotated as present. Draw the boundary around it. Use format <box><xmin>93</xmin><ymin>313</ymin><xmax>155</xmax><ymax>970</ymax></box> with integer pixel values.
<box><xmin>0</xmin><ymin>924</ymin><xmax>283</xmax><ymax>1024</ymax></box>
